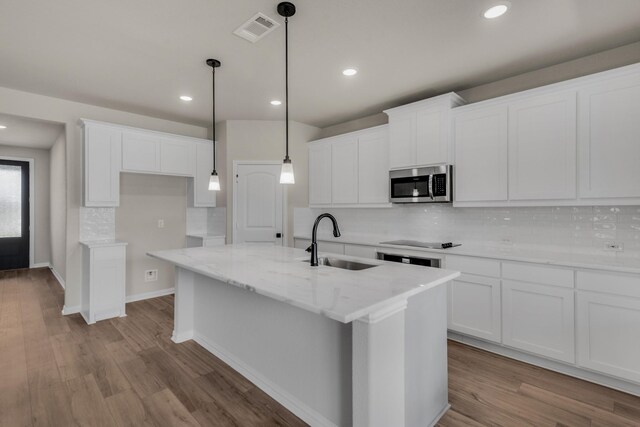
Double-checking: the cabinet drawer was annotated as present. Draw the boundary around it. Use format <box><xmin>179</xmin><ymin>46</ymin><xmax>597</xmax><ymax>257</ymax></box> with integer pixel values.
<box><xmin>577</xmin><ymin>270</ymin><xmax>640</xmax><ymax>298</ymax></box>
<box><xmin>502</xmin><ymin>262</ymin><xmax>574</xmax><ymax>288</ymax></box>
<box><xmin>446</xmin><ymin>255</ymin><xmax>500</xmax><ymax>278</ymax></box>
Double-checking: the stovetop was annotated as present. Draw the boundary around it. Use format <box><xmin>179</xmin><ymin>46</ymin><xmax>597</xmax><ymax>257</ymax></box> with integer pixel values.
<box><xmin>380</xmin><ymin>240</ymin><xmax>461</xmax><ymax>249</ymax></box>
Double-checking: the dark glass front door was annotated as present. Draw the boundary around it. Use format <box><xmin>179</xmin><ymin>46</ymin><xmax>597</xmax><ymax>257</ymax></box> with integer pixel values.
<box><xmin>0</xmin><ymin>159</ymin><xmax>30</xmax><ymax>270</ymax></box>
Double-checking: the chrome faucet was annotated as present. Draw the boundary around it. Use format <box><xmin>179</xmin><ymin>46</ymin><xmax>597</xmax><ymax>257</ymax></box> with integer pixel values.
<box><xmin>307</xmin><ymin>213</ymin><xmax>341</xmax><ymax>266</ymax></box>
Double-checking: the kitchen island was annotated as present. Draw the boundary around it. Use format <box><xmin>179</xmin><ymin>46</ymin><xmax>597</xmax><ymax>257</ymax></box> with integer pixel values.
<box><xmin>148</xmin><ymin>244</ymin><xmax>460</xmax><ymax>427</ymax></box>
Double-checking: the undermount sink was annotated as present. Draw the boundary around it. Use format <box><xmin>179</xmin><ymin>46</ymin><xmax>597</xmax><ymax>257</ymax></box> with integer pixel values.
<box><xmin>304</xmin><ymin>257</ymin><xmax>378</xmax><ymax>271</ymax></box>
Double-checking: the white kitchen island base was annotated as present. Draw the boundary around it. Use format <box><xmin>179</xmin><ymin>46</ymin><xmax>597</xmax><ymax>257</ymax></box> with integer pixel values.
<box><xmin>171</xmin><ymin>266</ymin><xmax>449</xmax><ymax>427</ymax></box>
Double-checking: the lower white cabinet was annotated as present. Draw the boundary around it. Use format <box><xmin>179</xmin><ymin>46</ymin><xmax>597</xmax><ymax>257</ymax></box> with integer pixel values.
<box><xmin>448</xmin><ymin>274</ymin><xmax>502</xmax><ymax>343</ymax></box>
<box><xmin>502</xmin><ymin>280</ymin><xmax>575</xmax><ymax>363</ymax></box>
<box><xmin>80</xmin><ymin>241</ymin><xmax>127</xmax><ymax>325</ymax></box>
<box><xmin>186</xmin><ymin>235</ymin><xmax>225</xmax><ymax>248</ymax></box>
<box><xmin>577</xmin><ymin>291</ymin><xmax>640</xmax><ymax>383</ymax></box>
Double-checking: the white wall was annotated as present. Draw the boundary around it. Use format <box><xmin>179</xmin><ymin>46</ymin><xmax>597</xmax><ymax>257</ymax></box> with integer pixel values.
<box><xmin>115</xmin><ymin>173</ymin><xmax>186</xmax><ymax>299</ymax></box>
<box><xmin>0</xmin><ymin>144</ymin><xmax>51</xmax><ymax>265</ymax></box>
<box><xmin>0</xmin><ymin>86</ymin><xmax>207</xmax><ymax>311</ymax></box>
<box><xmin>49</xmin><ymin>132</ymin><xmax>66</xmax><ymax>280</ymax></box>
<box><xmin>218</xmin><ymin>120</ymin><xmax>320</xmax><ymax>246</ymax></box>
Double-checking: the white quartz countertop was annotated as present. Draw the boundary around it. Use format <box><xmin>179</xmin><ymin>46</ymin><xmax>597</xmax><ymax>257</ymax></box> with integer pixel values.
<box><xmin>148</xmin><ymin>244</ymin><xmax>460</xmax><ymax>323</ymax></box>
<box><xmin>294</xmin><ymin>234</ymin><xmax>640</xmax><ymax>274</ymax></box>
<box><xmin>80</xmin><ymin>239</ymin><xmax>128</xmax><ymax>248</ymax></box>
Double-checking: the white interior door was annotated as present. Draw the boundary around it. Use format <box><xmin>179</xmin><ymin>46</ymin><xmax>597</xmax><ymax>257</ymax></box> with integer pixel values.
<box><xmin>234</xmin><ymin>163</ymin><xmax>284</xmax><ymax>245</ymax></box>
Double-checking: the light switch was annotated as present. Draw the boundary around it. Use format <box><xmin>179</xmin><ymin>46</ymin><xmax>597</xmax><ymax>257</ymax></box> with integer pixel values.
<box><xmin>158</xmin><ymin>219</ymin><xmax>165</xmax><ymax>228</ymax></box>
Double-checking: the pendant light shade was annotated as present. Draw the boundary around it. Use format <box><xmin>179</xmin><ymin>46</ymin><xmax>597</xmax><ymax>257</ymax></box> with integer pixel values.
<box><xmin>278</xmin><ymin>2</ymin><xmax>296</xmax><ymax>185</ymax></box>
<box><xmin>206</xmin><ymin>58</ymin><xmax>221</xmax><ymax>191</ymax></box>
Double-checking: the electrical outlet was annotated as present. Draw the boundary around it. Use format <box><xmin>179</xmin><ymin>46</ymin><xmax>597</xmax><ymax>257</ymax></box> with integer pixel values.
<box><xmin>145</xmin><ymin>269</ymin><xmax>158</xmax><ymax>282</ymax></box>
<box><xmin>157</xmin><ymin>219</ymin><xmax>165</xmax><ymax>229</ymax></box>
<box><xmin>603</xmin><ymin>242</ymin><xmax>624</xmax><ymax>252</ymax></box>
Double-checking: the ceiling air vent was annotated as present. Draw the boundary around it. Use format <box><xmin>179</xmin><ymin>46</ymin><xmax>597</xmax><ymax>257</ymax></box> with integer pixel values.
<box><xmin>233</xmin><ymin>13</ymin><xmax>280</xmax><ymax>43</ymax></box>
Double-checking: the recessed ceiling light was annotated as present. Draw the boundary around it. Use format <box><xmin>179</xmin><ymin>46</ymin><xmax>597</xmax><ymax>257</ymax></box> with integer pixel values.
<box><xmin>342</xmin><ymin>68</ymin><xmax>358</xmax><ymax>76</ymax></box>
<box><xmin>483</xmin><ymin>2</ymin><xmax>510</xmax><ymax>19</ymax></box>
<box><xmin>179</xmin><ymin>95</ymin><xmax>193</xmax><ymax>101</ymax></box>
<box><xmin>270</xmin><ymin>100</ymin><xmax>282</xmax><ymax>106</ymax></box>
<box><xmin>0</xmin><ymin>125</ymin><xmax>6</xmax><ymax>129</ymax></box>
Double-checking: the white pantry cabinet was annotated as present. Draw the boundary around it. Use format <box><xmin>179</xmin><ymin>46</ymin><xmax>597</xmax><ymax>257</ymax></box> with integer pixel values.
<box><xmin>578</xmin><ymin>71</ymin><xmax>640</xmax><ymax>199</ymax></box>
<box><xmin>384</xmin><ymin>93</ymin><xmax>465</xmax><ymax>169</ymax></box>
<box><xmin>453</xmin><ymin>105</ymin><xmax>509</xmax><ymax>202</ymax></box>
<box><xmin>331</xmin><ymin>136</ymin><xmax>359</xmax><ymax>204</ymax></box>
<box><xmin>508</xmin><ymin>91</ymin><xmax>577</xmax><ymax>200</ymax></box>
<box><xmin>308</xmin><ymin>141</ymin><xmax>332</xmax><ymax>205</ymax></box>
<box><xmin>502</xmin><ymin>280</ymin><xmax>575</xmax><ymax>363</ymax></box>
<box><xmin>83</xmin><ymin>122</ymin><xmax>122</xmax><ymax>207</ymax></box>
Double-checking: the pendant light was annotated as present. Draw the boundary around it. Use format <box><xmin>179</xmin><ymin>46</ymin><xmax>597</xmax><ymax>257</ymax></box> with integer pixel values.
<box><xmin>206</xmin><ymin>58</ymin><xmax>221</xmax><ymax>191</ymax></box>
<box><xmin>278</xmin><ymin>2</ymin><xmax>296</xmax><ymax>184</ymax></box>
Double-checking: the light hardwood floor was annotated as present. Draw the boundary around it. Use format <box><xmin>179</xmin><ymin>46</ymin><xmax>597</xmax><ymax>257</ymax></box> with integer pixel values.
<box><xmin>1</xmin><ymin>268</ymin><xmax>639</xmax><ymax>426</ymax></box>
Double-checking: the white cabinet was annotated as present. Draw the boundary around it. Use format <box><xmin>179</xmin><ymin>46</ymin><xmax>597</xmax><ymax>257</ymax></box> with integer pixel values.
<box><xmin>578</xmin><ymin>71</ymin><xmax>640</xmax><ymax>199</ymax></box>
<box><xmin>385</xmin><ymin>93</ymin><xmax>465</xmax><ymax>169</ymax></box>
<box><xmin>186</xmin><ymin>235</ymin><xmax>225</xmax><ymax>248</ymax></box>
<box><xmin>309</xmin><ymin>142</ymin><xmax>332</xmax><ymax>205</ymax></box>
<box><xmin>83</xmin><ymin>123</ymin><xmax>122</xmax><ymax>207</ymax></box>
<box><xmin>508</xmin><ymin>91</ymin><xmax>577</xmax><ymax>200</ymax></box>
<box><xmin>577</xmin><ymin>292</ymin><xmax>640</xmax><ymax>383</ymax></box>
<box><xmin>448</xmin><ymin>274</ymin><xmax>502</xmax><ymax>343</ymax></box>
<box><xmin>502</xmin><ymin>280</ymin><xmax>575</xmax><ymax>363</ymax></box>
<box><xmin>188</xmin><ymin>141</ymin><xmax>216</xmax><ymax>207</ymax></box>
<box><xmin>160</xmin><ymin>138</ymin><xmax>195</xmax><ymax>176</ymax></box>
<box><xmin>331</xmin><ymin>136</ymin><xmax>359</xmax><ymax>204</ymax></box>
<box><xmin>122</xmin><ymin>130</ymin><xmax>160</xmax><ymax>173</ymax></box>
<box><xmin>453</xmin><ymin>105</ymin><xmax>509</xmax><ymax>202</ymax></box>
<box><xmin>80</xmin><ymin>241</ymin><xmax>127</xmax><ymax>324</ymax></box>
<box><xmin>358</xmin><ymin>129</ymin><xmax>389</xmax><ymax>204</ymax></box>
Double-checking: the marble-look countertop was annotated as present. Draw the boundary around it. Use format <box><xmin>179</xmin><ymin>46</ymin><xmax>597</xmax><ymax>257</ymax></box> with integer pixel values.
<box><xmin>294</xmin><ymin>234</ymin><xmax>640</xmax><ymax>274</ymax></box>
<box><xmin>148</xmin><ymin>245</ymin><xmax>460</xmax><ymax>323</ymax></box>
<box><xmin>79</xmin><ymin>239</ymin><xmax>128</xmax><ymax>248</ymax></box>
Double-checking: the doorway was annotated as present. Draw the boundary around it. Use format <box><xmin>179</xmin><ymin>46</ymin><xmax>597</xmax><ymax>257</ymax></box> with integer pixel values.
<box><xmin>0</xmin><ymin>159</ymin><xmax>30</xmax><ymax>270</ymax></box>
<box><xmin>233</xmin><ymin>161</ymin><xmax>286</xmax><ymax>245</ymax></box>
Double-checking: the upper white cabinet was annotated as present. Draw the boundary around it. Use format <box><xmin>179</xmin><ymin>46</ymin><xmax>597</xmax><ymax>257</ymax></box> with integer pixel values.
<box><xmin>83</xmin><ymin>122</ymin><xmax>122</xmax><ymax>207</ymax></box>
<box><xmin>508</xmin><ymin>91</ymin><xmax>577</xmax><ymax>200</ymax></box>
<box><xmin>308</xmin><ymin>141</ymin><xmax>332</xmax><ymax>205</ymax></box>
<box><xmin>331</xmin><ymin>136</ymin><xmax>359</xmax><ymax>204</ymax></box>
<box><xmin>81</xmin><ymin>119</ymin><xmax>213</xmax><ymax>207</ymax></box>
<box><xmin>309</xmin><ymin>125</ymin><xmax>390</xmax><ymax>208</ymax></box>
<box><xmin>453</xmin><ymin>105</ymin><xmax>509</xmax><ymax>202</ymax></box>
<box><xmin>385</xmin><ymin>93</ymin><xmax>465</xmax><ymax>169</ymax></box>
<box><xmin>578</xmin><ymin>71</ymin><xmax>640</xmax><ymax>199</ymax></box>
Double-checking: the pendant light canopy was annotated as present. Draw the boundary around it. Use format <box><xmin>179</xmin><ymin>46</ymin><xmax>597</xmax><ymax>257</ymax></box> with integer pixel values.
<box><xmin>207</xmin><ymin>58</ymin><xmax>221</xmax><ymax>191</ymax></box>
<box><xmin>278</xmin><ymin>2</ymin><xmax>296</xmax><ymax>184</ymax></box>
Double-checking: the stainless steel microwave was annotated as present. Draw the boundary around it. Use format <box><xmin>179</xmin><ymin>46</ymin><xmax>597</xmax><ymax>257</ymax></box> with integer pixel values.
<box><xmin>389</xmin><ymin>165</ymin><xmax>453</xmax><ymax>203</ymax></box>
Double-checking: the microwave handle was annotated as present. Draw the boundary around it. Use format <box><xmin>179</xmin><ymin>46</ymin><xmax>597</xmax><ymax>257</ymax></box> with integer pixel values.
<box><xmin>428</xmin><ymin>175</ymin><xmax>434</xmax><ymax>200</ymax></box>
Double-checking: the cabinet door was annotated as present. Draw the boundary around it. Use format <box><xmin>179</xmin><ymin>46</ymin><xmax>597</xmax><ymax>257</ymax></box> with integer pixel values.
<box><xmin>578</xmin><ymin>72</ymin><xmax>640</xmax><ymax>199</ymax></box>
<box><xmin>331</xmin><ymin>137</ymin><xmax>359</xmax><ymax>204</ymax></box>
<box><xmin>122</xmin><ymin>131</ymin><xmax>160</xmax><ymax>173</ymax></box>
<box><xmin>502</xmin><ymin>280</ymin><xmax>575</xmax><ymax>363</ymax></box>
<box><xmin>577</xmin><ymin>292</ymin><xmax>640</xmax><ymax>383</ymax></box>
<box><xmin>509</xmin><ymin>92</ymin><xmax>577</xmax><ymax>200</ymax></box>
<box><xmin>191</xmin><ymin>141</ymin><xmax>216</xmax><ymax>207</ymax></box>
<box><xmin>448</xmin><ymin>274</ymin><xmax>501</xmax><ymax>343</ymax></box>
<box><xmin>388</xmin><ymin>113</ymin><xmax>416</xmax><ymax>169</ymax></box>
<box><xmin>90</xmin><ymin>245</ymin><xmax>126</xmax><ymax>322</ymax></box>
<box><xmin>84</xmin><ymin>124</ymin><xmax>121</xmax><ymax>207</ymax></box>
<box><xmin>454</xmin><ymin>106</ymin><xmax>508</xmax><ymax>202</ymax></box>
<box><xmin>358</xmin><ymin>129</ymin><xmax>389</xmax><ymax>204</ymax></box>
<box><xmin>416</xmin><ymin>107</ymin><xmax>448</xmax><ymax>166</ymax></box>
<box><xmin>308</xmin><ymin>142</ymin><xmax>332</xmax><ymax>205</ymax></box>
<box><xmin>160</xmin><ymin>138</ymin><xmax>195</xmax><ymax>176</ymax></box>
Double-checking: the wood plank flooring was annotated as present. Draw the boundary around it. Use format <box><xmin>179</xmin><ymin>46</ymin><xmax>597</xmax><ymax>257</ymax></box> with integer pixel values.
<box><xmin>1</xmin><ymin>267</ymin><xmax>639</xmax><ymax>426</ymax></box>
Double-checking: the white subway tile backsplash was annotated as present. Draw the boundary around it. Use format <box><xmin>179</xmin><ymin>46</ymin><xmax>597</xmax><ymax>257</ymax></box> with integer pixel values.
<box><xmin>79</xmin><ymin>207</ymin><xmax>115</xmax><ymax>241</ymax></box>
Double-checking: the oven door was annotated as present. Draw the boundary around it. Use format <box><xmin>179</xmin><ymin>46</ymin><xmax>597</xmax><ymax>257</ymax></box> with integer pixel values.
<box><xmin>390</xmin><ymin>174</ymin><xmax>431</xmax><ymax>202</ymax></box>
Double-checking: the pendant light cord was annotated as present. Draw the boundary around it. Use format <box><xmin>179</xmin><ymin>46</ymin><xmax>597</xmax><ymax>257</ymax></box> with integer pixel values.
<box><xmin>284</xmin><ymin>16</ymin><xmax>289</xmax><ymax>161</ymax></box>
<box><xmin>212</xmin><ymin>66</ymin><xmax>217</xmax><ymax>173</ymax></box>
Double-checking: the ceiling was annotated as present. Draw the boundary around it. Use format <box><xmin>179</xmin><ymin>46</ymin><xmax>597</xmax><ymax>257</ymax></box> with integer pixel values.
<box><xmin>1</xmin><ymin>0</ymin><xmax>640</xmax><ymax>128</ymax></box>
<box><xmin>0</xmin><ymin>114</ymin><xmax>64</xmax><ymax>149</ymax></box>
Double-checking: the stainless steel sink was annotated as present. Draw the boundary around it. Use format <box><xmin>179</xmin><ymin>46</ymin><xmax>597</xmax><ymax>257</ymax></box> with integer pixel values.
<box><xmin>303</xmin><ymin>257</ymin><xmax>378</xmax><ymax>271</ymax></box>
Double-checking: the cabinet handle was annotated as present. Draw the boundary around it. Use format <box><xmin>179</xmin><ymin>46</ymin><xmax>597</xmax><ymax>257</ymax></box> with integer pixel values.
<box><xmin>428</xmin><ymin>175</ymin><xmax>434</xmax><ymax>200</ymax></box>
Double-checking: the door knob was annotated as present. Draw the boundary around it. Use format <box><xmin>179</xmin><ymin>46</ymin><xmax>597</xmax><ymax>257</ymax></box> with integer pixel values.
<box><xmin>276</xmin><ymin>233</ymin><xmax>282</xmax><ymax>238</ymax></box>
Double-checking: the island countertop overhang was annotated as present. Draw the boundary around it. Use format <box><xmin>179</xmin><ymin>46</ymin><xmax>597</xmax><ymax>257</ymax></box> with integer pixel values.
<box><xmin>148</xmin><ymin>244</ymin><xmax>460</xmax><ymax>323</ymax></box>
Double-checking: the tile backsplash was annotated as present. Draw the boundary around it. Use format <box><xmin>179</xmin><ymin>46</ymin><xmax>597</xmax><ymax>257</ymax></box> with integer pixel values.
<box><xmin>294</xmin><ymin>205</ymin><xmax>640</xmax><ymax>253</ymax></box>
<box><xmin>79</xmin><ymin>207</ymin><xmax>116</xmax><ymax>241</ymax></box>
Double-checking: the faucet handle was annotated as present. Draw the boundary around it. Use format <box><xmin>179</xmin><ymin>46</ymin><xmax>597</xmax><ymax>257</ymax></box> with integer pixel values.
<box><xmin>305</xmin><ymin>245</ymin><xmax>312</xmax><ymax>253</ymax></box>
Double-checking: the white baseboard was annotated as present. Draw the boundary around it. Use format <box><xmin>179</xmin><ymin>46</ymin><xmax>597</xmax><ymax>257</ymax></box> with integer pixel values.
<box><xmin>49</xmin><ymin>266</ymin><xmax>66</xmax><ymax>290</ymax></box>
<box><xmin>126</xmin><ymin>287</ymin><xmax>175</xmax><ymax>303</ymax></box>
<box><xmin>32</xmin><ymin>262</ymin><xmax>50</xmax><ymax>268</ymax></box>
<box><xmin>194</xmin><ymin>332</ymin><xmax>337</xmax><ymax>427</ymax></box>
<box><xmin>62</xmin><ymin>305</ymin><xmax>81</xmax><ymax>315</ymax></box>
